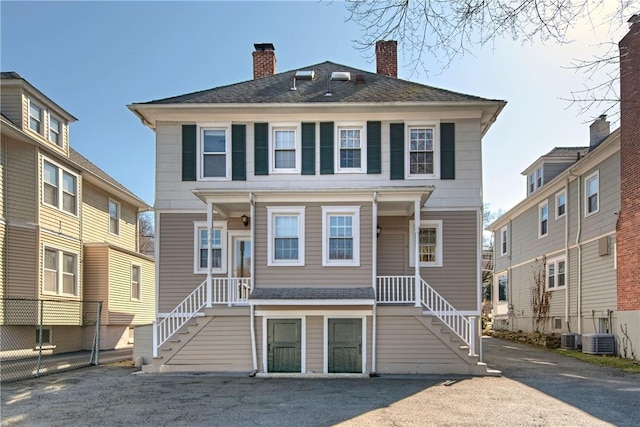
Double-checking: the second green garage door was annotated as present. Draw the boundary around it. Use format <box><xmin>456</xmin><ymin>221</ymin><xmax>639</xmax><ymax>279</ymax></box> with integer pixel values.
<box><xmin>328</xmin><ymin>318</ymin><xmax>362</xmax><ymax>373</ymax></box>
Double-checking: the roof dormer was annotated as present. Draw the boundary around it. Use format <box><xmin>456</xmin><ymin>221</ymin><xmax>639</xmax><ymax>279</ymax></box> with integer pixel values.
<box><xmin>522</xmin><ymin>147</ymin><xmax>588</xmax><ymax>196</ymax></box>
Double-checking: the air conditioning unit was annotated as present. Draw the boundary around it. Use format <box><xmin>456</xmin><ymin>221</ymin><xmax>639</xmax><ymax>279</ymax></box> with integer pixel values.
<box><xmin>561</xmin><ymin>333</ymin><xmax>581</xmax><ymax>349</ymax></box>
<box><xmin>582</xmin><ymin>333</ymin><xmax>615</xmax><ymax>355</ymax></box>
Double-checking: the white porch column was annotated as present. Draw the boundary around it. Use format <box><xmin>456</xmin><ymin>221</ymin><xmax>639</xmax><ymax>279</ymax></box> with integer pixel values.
<box><xmin>206</xmin><ymin>200</ymin><xmax>213</xmax><ymax>308</ymax></box>
<box><xmin>414</xmin><ymin>199</ymin><xmax>421</xmax><ymax>307</ymax></box>
<box><xmin>372</xmin><ymin>192</ymin><xmax>378</xmax><ymax>299</ymax></box>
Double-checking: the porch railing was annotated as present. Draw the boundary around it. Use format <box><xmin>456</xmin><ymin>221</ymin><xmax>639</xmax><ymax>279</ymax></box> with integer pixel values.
<box><xmin>376</xmin><ymin>276</ymin><xmax>415</xmax><ymax>303</ymax></box>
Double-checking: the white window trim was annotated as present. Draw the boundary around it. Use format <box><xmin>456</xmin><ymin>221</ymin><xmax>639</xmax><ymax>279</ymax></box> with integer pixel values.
<box><xmin>405</xmin><ymin>121</ymin><xmax>440</xmax><ymax>179</ymax></box>
<box><xmin>546</xmin><ymin>256</ymin><xmax>566</xmax><ymax>291</ymax></box>
<box><xmin>48</xmin><ymin>113</ymin><xmax>63</xmax><ymax>146</ymax></box>
<box><xmin>27</xmin><ymin>97</ymin><xmax>44</xmax><ymax>136</ymax></box>
<box><xmin>130</xmin><ymin>262</ymin><xmax>141</xmax><ymax>301</ymax></box>
<box><xmin>267</xmin><ymin>207</ymin><xmax>305</xmax><ymax>267</ymax></box>
<box><xmin>585</xmin><ymin>170</ymin><xmax>600</xmax><ymax>217</ymax></box>
<box><xmin>538</xmin><ymin>200</ymin><xmax>549</xmax><ymax>239</ymax></box>
<box><xmin>496</xmin><ymin>271</ymin><xmax>509</xmax><ymax>303</ymax></box>
<box><xmin>41</xmin><ymin>156</ymin><xmax>79</xmax><ymax>217</ymax></box>
<box><xmin>555</xmin><ymin>189</ymin><xmax>566</xmax><ymax>219</ymax></box>
<box><xmin>197</xmin><ymin>123</ymin><xmax>231</xmax><ymax>181</ymax></box>
<box><xmin>335</xmin><ymin>122</ymin><xmax>366</xmax><ymax>173</ymax></box>
<box><xmin>409</xmin><ymin>219</ymin><xmax>443</xmax><ymax>268</ymax></box>
<box><xmin>500</xmin><ymin>226</ymin><xmax>508</xmax><ymax>256</ymax></box>
<box><xmin>109</xmin><ymin>199</ymin><xmax>121</xmax><ymax>236</ymax></box>
<box><xmin>322</xmin><ymin>206</ymin><xmax>360</xmax><ymax>267</ymax></box>
<box><xmin>41</xmin><ymin>244</ymin><xmax>79</xmax><ymax>298</ymax></box>
<box><xmin>193</xmin><ymin>220</ymin><xmax>228</xmax><ymax>274</ymax></box>
<box><xmin>528</xmin><ymin>165</ymin><xmax>544</xmax><ymax>194</ymax></box>
<box><xmin>269</xmin><ymin>122</ymin><xmax>301</xmax><ymax>174</ymax></box>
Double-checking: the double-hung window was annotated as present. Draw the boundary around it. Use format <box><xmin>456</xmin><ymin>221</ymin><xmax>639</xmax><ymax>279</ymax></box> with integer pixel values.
<box><xmin>497</xmin><ymin>273</ymin><xmax>508</xmax><ymax>302</ymax></box>
<box><xmin>528</xmin><ymin>165</ymin><xmax>544</xmax><ymax>194</ymax></box>
<box><xmin>200</xmin><ymin>128</ymin><xmax>228</xmax><ymax>179</ymax></box>
<box><xmin>109</xmin><ymin>200</ymin><xmax>120</xmax><ymax>235</ymax></box>
<box><xmin>42</xmin><ymin>159</ymin><xmax>77</xmax><ymax>215</ymax></box>
<box><xmin>539</xmin><ymin>200</ymin><xmax>548</xmax><ymax>238</ymax></box>
<box><xmin>556</xmin><ymin>190</ymin><xmax>566</xmax><ymax>218</ymax></box>
<box><xmin>29</xmin><ymin>100</ymin><xmax>43</xmax><ymax>134</ymax></box>
<box><xmin>322</xmin><ymin>206</ymin><xmax>360</xmax><ymax>266</ymax></box>
<box><xmin>407</xmin><ymin>125</ymin><xmax>438</xmax><ymax>177</ymax></box>
<box><xmin>270</xmin><ymin>124</ymin><xmax>300</xmax><ymax>173</ymax></box>
<box><xmin>500</xmin><ymin>226</ymin><xmax>508</xmax><ymax>256</ymax></box>
<box><xmin>43</xmin><ymin>247</ymin><xmax>78</xmax><ymax>296</ymax></box>
<box><xmin>193</xmin><ymin>221</ymin><xmax>227</xmax><ymax>274</ymax></box>
<box><xmin>547</xmin><ymin>258</ymin><xmax>566</xmax><ymax>290</ymax></box>
<box><xmin>49</xmin><ymin>115</ymin><xmax>61</xmax><ymax>146</ymax></box>
<box><xmin>268</xmin><ymin>207</ymin><xmax>305</xmax><ymax>266</ymax></box>
<box><xmin>585</xmin><ymin>171</ymin><xmax>599</xmax><ymax>216</ymax></box>
<box><xmin>336</xmin><ymin>125</ymin><xmax>365</xmax><ymax>172</ymax></box>
<box><xmin>409</xmin><ymin>219</ymin><xmax>443</xmax><ymax>267</ymax></box>
<box><xmin>131</xmin><ymin>264</ymin><xmax>141</xmax><ymax>300</ymax></box>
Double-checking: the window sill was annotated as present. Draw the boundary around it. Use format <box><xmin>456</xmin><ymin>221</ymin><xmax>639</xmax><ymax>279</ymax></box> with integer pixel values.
<box><xmin>335</xmin><ymin>169</ymin><xmax>365</xmax><ymax>174</ymax></box>
<box><xmin>41</xmin><ymin>202</ymin><xmax>79</xmax><ymax>219</ymax></box>
<box><xmin>194</xmin><ymin>269</ymin><xmax>227</xmax><ymax>275</ymax></box>
<box><xmin>322</xmin><ymin>261</ymin><xmax>360</xmax><ymax>267</ymax></box>
<box><xmin>406</xmin><ymin>174</ymin><xmax>438</xmax><ymax>180</ymax></box>
<box><xmin>267</xmin><ymin>261</ymin><xmax>305</xmax><ymax>267</ymax></box>
<box><xmin>270</xmin><ymin>169</ymin><xmax>300</xmax><ymax>174</ymax></box>
<box><xmin>33</xmin><ymin>345</ymin><xmax>56</xmax><ymax>351</ymax></box>
<box><xmin>546</xmin><ymin>286</ymin><xmax>566</xmax><ymax>292</ymax></box>
<box><xmin>585</xmin><ymin>210</ymin><xmax>599</xmax><ymax>218</ymax></box>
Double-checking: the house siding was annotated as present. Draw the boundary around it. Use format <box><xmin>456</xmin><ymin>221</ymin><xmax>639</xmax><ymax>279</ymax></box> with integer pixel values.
<box><xmin>5</xmin><ymin>137</ymin><xmax>37</xmax><ymax>224</ymax></box>
<box><xmin>83</xmin><ymin>244</ymin><xmax>109</xmax><ymax>325</ymax></box>
<box><xmin>107</xmin><ymin>247</ymin><xmax>155</xmax><ymax>325</ymax></box>
<box><xmin>306</xmin><ymin>315</ymin><xmax>324</xmax><ymax>373</ymax></box>
<box><xmin>0</xmin><ymin>87</ymin><xmax>23</xmax><ymax>128</ymax></box>
<box><xmin>5</xmin><ymin>225</ymin><xmax>38</xmax><ymax>299</ymax></box>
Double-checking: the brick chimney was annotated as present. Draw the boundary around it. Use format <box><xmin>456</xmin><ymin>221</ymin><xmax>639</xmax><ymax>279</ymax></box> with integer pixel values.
<box><xmin>376</xmin><ymin>40</ymin><xmax>397</xmax><ymax>78</ymax></box>
<box><xmin>253</xmin><ymin>43</ymin><xmax>276</xmax><ymax>80</ymax></box>
<box><xmin>589</xmin><ymin>114</ymin><xmax>610</xmax><ymax>147</ymax></box>
<box><xmin>617</xmin><ymin>15</ymin><xmax>640</xmax><ymax>312</ymax></box>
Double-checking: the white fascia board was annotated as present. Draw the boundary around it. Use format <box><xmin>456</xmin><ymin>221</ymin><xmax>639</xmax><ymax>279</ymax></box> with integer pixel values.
<box><xmin>249</xmin><ymin>299</ymin><xmax>375</xmax><ymax>306</ymax></box>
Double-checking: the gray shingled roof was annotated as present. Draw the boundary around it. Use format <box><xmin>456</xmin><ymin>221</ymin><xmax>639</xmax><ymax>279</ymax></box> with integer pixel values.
<box><xmin>543</xmin><ymin>147</ymin><xmax>589</xmax><ymax>157</ymax></box>
<box><xmin>249</xmin><ymin>287</ymin><xmax>375</xmax><ymax>300</ymax></box>
<box><xmin>1</xmin><ymin>71</ymin><xmax>22</xmax><ymax>80</ymax></box>
<box><xmin>142</xmin><ymin>61</ymin><xmax>498</xmax><ymax>105</ymax></box>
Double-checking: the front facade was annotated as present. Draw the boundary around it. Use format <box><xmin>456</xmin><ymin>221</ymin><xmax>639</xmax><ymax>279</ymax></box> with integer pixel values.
<box><xmin>0</xmin><ymin>72</ymin><xmax>155</xmax><ymax>353</ymax></box>
<box><xmin>130</xmin><ymin>42</ymin><xmax>505</xmax><ymax>374</ymax></box>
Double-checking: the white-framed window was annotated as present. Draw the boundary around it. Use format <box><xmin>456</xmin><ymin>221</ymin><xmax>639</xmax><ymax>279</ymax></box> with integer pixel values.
<box><xmin>500</xmin><ymin>226</ymin><xmax>508</xmax><ymax>256</ymax></box>
<box><xmin>538</xmin><ymin>200</ymin><xmax>548</xmax><ymax>238</ymax></box>
<box><xmin>528</xmin><ymin>165</ymin><xmax>544</xmax><ymax>194</ymax></box>
<box><xmin>28</xmin><ymin>98</ymin><xmax>43</xmax><ymax>134</ymax></box>
<box><xmin>407</xmin><ymin>124</ymin><xmax>439</xmax><ymax>178</ymax></box>
<box><xmin>546</xmin><ymin>257</ymin><xmax>566</xmax><ymax>290</ymax></box>
<box><xmin>199</xmin><ymin>125</ymin><xmax>230</xmax><ymax>180</ymax></box>
<box><xmin>193</xmin><ymin>221</ymin><xmax>228</xmax><ymax>274</ymax></box>
<box><xmin>43</xmin><ymin>246</ymin><xmax>78</xmax><ymax>297</ymax></box>
<box><xmin>409</xmin><ymin>219</ymin><xmax>443</xmax><ymax>267</ymax></box>
<box><xmin>556</xmin><ymin>190</ymin><xmax>566</xmax><ymax>219</ymax></box>
<box><xmin>131</xmin><ymin>264</ymin><xmax>141</xmax><ymax>300</ymax></box>
<box><xmin>42</xmin><ymin>158</ymin><xmax>78</xmax><ymax>216</ymax></box>
<box><xmin>109</xmin><ymin>199</ymin><xmax>120</xmax><ymax>235</ymax></box>
<box><xmin>49</xmin><ymin>115</ymin><xmax>62</xmax><ymax>146</ymax></box>
<box><xmin>270</xmin><ymin>123</ymin><xmax>300</xmax><ymax>173</ymax></box>
<box><xmin>497</xmin><ymin>272</ymin><xmax>508</xmax><ymax>302</ymax></box>
<box><xmin>267</xmin><ymin>207</ymin><xmax>305</xmax><ymax>266</ymax></box>
<box><xmin>585</xmin><ymin>170</ymin><xmax>599</xmax><ymax>216</ymax></box>
<box><xmin>36</xmin><ymin>328</ymin><xmax>53</xmax><ymax>345</ymax></box>
<box><xmin>322</xmin><ymin>206</ymin><xmax>360</xmax><ymax>266</ymax></box>
<box><xmin>335</xmin><ymin>123</ymin><xmax>366</xmax><ymax>173</ymax></box>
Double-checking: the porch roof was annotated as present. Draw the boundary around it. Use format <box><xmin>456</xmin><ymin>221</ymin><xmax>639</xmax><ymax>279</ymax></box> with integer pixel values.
<box><xmin>249</xmin><ymin>287</ymin><xmax>375</xmax><ymax>306</ymax></box>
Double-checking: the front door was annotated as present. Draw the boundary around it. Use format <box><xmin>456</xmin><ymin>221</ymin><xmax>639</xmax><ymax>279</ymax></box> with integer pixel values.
<box><xmin>267</xmin><ymin>319</ymin><xmax>301</xmax><ymax>373</ymax></box>
<box><xmin>231</xmin><ymin>234</ymin><xmax>251</xmax><ymax>301</ymax></box>
<box><xmin>328</xmin><ymin>318</ymin><xmax>362</xmax><ymax>373</ymax></box>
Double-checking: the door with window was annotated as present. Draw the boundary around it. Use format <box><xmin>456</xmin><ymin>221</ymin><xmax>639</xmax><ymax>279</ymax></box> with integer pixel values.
<box><xmin>267</xmin><ymin>319</ymin><xmax>302</xmax><ymax>373</ymax></box>
<box><xmin>328</xmin><ymin>318</ymin><xmax>362</xmax><ymax>373</ymax></box>
<box><xmin>230</xmin><ymin>233</ymin><xmax>251</xmax><ymax>301</ymax></box>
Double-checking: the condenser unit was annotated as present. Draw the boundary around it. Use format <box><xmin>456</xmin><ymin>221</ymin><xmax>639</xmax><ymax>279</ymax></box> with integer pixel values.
<box><xmin>561</xmin><ymin>333</ymin><xmax>581</xmax><ymax>349</ymax></box>
<box><xmin>582</xmin><ymin>333</ymin><xmax>615</xmax><ymax>355</ymax></box>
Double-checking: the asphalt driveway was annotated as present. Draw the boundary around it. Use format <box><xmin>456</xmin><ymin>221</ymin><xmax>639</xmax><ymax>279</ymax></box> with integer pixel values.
<box><xmin>1</xmin><ymin>337</ymin><xmax>638</xmax><ymax>426</ymax></box>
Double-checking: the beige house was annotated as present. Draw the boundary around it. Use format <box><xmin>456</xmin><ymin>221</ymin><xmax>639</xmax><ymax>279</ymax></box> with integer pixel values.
<box><xmin>0</xmin><ymin>72</ymin><xmax>155</xmax><ymax>352</ymax></box>
<box><xmin>129</xmin><ymin>42</ymin><xmax>505</xmax><ymax>375</ymax></box>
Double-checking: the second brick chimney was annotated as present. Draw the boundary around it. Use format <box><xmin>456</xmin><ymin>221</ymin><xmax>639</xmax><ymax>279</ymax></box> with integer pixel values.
<box><xmin>589</xmin><ymin>114</ymin><xmax>610</xmax><ymax>147</ymax></box>
<box><xmin>253</xmin><ymin>43</ymin><xmax>276</xmax><ymax>80</ymax></box>
<box><xmin>376</xmin><ymin>40</ymin><xmax>397</xmax><ymax>78</ymax></box>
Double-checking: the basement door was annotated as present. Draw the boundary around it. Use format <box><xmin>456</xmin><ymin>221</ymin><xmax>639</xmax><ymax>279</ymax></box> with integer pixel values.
<box><xmin>267</xmin><ymin>319</ymin><xmax>302</xmax><ymax>373</ymax></box>
<box><xmin>328</xmin><ymin>318</ymin><xmax>362</xmax><ymax>373</ymax></box>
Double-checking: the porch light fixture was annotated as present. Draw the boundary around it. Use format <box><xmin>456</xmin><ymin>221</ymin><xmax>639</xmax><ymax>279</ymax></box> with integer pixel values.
<box><xmin>377</xmin><ymin>226</ymin><xmax>381</xmax><ymax>237</ymax></box>
<box><xmin>241</xmin><ymin>214</ymin><xmax>249</xmax><ymax>227</ymax></box>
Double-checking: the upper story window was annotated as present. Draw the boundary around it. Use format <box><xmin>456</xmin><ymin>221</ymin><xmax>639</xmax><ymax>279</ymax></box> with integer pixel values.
<box><xmin>43</xmin><ymin>247</ymin><xmax>78</xmax><ymax>297</ymax></box>
<box><xmin>538</xmin><ymin>200</ymin><xmax>548</xmax><ymax>238</ymax></box>
<box><xmin>109</xmin><ymin>199</ymin><xmax>120</xmax><ymax>235</ymax></box>
<box><xmin>322</xmin><ymin>206</ymin><xmax>360</xmax><ymax>266</ymax></box>
<box><xmin>547</xmin><ymin>258</ymin><xmax>566</xmax><ymax>290</ymax></box>
<box><xmin>500</xmin><ymin>226</ymin><xmax>508</xmax><ymax>256</ymax></box>
<box><xmin>497</xmin><ymin>272</ymin><xmax>508</xmax><ymax>302</ymax></box>
<box><xmin>585</xmin><ymin>171</ymin><xmax>599</xmax><ymax>216</ymax></box>
<box><xmin>268</xmin><ymin>207</ymin><xmax>305</xmax><ymax>266</ymax></box>
<box><xmin>407</xmin><ymin>126</ymin><xmax>436</xmax><ymax>177</ymax></box>
<box><xmin>335</xmin><ymin>124</ymin><xmax>365</xmax><ymax>173</ymax></box>
<box><xmin>528</xmin><ymin>165</ymin><xmax>544</xmax><ymax>194</ymax></box>
<box><xmin>131</xmin><ymin>264</ymin><xmax>141</xmax><ymax>301</ymax></box>
<box><xmin>29</xmin><ymin>100</ymin><xmax>43</xmax><ymax>134</ymax></box>
<box><xmin>49</xmin><ymin>115</ymin><xmax>61</xmax><ymax>146</ymax></box>
<box><xmin>556</xmin><ymin>190</ymin><xmax>566</xmax><ymax>219</ymax></box>
<box><xmin>270</xmin><ymin>124</ymin><xmax>300</xmax><ymax>173</ymax></box>
<box><xmin>42</xmin><ymin>159</ymin><xmax>77</xmax><ymax>216</ymax></box>
<box><xmin>409</xmin><ymin>219</ymin><xmax>443</xmax><ymax>267</ymax></box>
<box><xmin>199</xmin><ymin>127</ymin><xmax>229</xmax><ymax>179</ymax></box>
<box><xmin>193</xmin><ymin>221</ymin><xmax>227</xmax><ymax>274</ymax></box>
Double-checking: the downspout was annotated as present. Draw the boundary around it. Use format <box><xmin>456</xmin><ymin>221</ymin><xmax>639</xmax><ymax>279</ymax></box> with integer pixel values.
<box><xmin>564</xmin><ymin>178</ymin><xmax>570</xmax><ymax>330</ymax></box>
<box><xmin>206</xmin><ymin>201</ymin><xmax>213</xmax><ymax>308</ymax></box>
<box><xmin>372</xmin><ymin>192</ymin><xmax>378</xmax><ymax>374</ymax></box>
<box><xmin>477</xmin><ymin>206</ymin><xmax>483</xmax><ymax>361</ymax></box>
<box><xmin>574</xmin><ymin>174</ymin><xmax>583</xmax><ymax>334</ymax></box>
<box><xmin>414</xmin><ymin>199</ymin><xmax>421</xmax><ymax>307</ymax></box>
<box><xmin>249</xmin><ymin>193</ymin><xmax>258</xmax><ymax>372</ymax></box>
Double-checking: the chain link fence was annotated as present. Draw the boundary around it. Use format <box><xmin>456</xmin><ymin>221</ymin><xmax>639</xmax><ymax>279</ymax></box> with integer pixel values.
<box><xmin>0</xmin><ymin>298</ymin><xmax>102</xmax><ymax>383</ymax></box>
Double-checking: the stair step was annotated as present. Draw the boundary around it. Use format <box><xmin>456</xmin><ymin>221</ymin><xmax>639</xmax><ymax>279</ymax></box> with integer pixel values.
<box><xmin>153</xmin><ymin>356</ymin><xmax>163</xmax><ymax>361</ymax></box>
<box><xmin>170</xmin><ymin>339</ymin><xmax>181</xmax><ymax>343</ymax></box>
<box><xmin>160</xmin><ymin>347</ymin><xmax>172</xmax><ymax>352</ymax></box>
<box><xmin>178</xmin><ymin>331</ymin><xmax>190</xmax><ymax>335</ymax></box>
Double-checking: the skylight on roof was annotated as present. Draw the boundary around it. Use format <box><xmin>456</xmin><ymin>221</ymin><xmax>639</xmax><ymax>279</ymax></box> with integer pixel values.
<box><xmin>295</xmin><ymin>70</ymin><xmax>314</xmax><ymax>80</ymax></box>
<box><xmin>330</xmin><ymin>72</ymin><xmax>351</xmax><ymax>81</ymax></box>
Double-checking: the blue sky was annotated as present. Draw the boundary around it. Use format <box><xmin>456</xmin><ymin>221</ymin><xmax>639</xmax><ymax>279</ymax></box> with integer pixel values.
<box><xmin>1</xmin><ymin>1</ymin><xmax>630</xmax><ymax>213</ymax></box>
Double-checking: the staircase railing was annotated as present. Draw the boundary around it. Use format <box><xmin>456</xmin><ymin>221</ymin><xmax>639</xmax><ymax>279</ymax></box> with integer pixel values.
<box><xmin>420</xmin><ymin>278</ymin><xmax>476</xmax><ymax>355</ymax></box>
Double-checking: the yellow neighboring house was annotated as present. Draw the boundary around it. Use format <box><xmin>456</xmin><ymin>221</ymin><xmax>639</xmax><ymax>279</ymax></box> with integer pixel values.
<box><xmin>0</xmin><ymin>71</ymin><xmax>154</xmax><ymax>352</ymax></box>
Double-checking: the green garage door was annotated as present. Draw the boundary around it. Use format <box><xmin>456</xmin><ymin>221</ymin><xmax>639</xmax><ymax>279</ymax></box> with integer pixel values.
<box><xmin>328</xmin><ymin>318</ymin><xmax>362</xmax><ymax>373</ymax></box>
<box><xmin>267</xmin><ymin>319</ymin><xmax>301</xmax><ymax>373</ymax></box>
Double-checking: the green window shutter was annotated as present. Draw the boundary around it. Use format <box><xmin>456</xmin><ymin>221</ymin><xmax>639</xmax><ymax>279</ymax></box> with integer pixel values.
<box><xmin>254</xmin><ymin>123</ymin><xmax>269</xmax><ymax>176</ymax></box>
<box><xmin>389</xmin><ymin>123</ymin><xmax>404</xmax><ymax>180</ymax></box>
<box><xmin>319</xmin><ymin>122</ymin><xmax>334</xmax><ymax>175</ymax></box>
<box><xmin>231</xmin><ymin>124</ymin><xmax>246</xmax><ymax>181</ymax></box>
<box><xmin>182</xmin><ymin>124</ymin><xmax>197</xmax><ymax>181</ymax></box>
<box><xmin>440</xmin><ymin>122</ymin><xmax>455</xmax><ymax>180</ymax></box>
<box><xmin>367</xmin><ymin>121</ymin><xmax>381</xmax><ymax>174</ymax></box>
<box><xmin>301</xmin><ymin>122</ymin><xmax>316</xmax><ymax>175</ymax></box>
